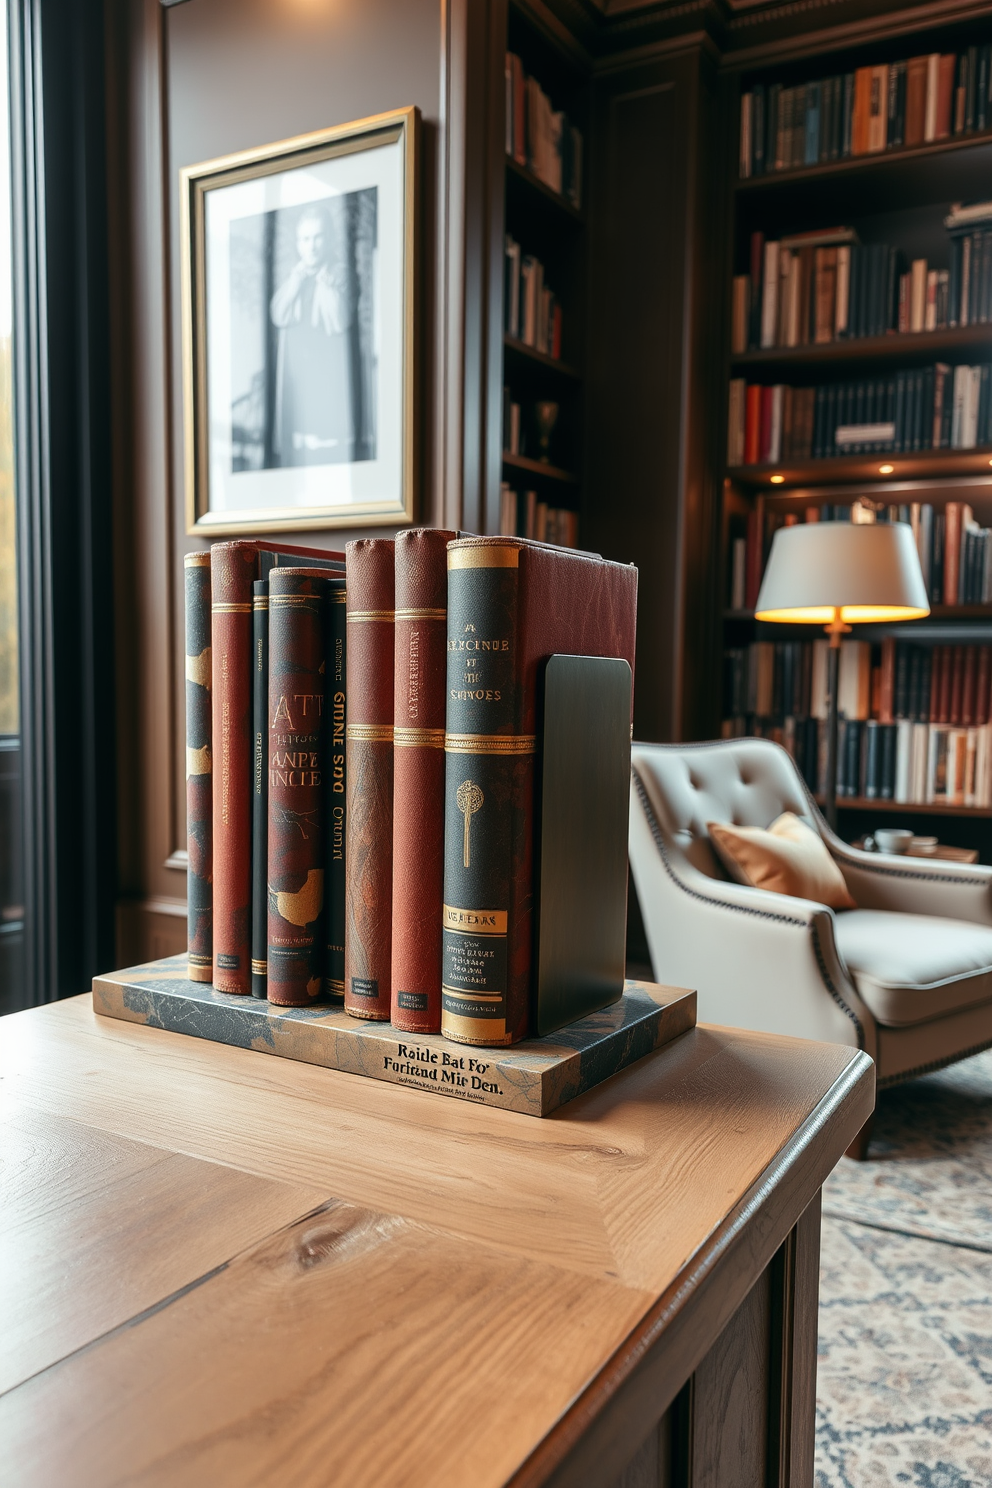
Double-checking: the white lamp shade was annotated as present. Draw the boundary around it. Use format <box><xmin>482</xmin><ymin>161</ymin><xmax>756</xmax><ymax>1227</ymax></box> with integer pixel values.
<box><xmin>754</xmin><ymin>520</ymin><xmax>930</xmax><ymax>624</ymax></box>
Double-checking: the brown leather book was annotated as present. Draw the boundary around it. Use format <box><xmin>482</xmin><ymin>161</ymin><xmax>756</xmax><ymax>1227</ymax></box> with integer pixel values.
<box><xmin>345</xmin><ymin>539</ymin><xmax>395</xmax><ymax>1021</ymax></box>
<box><xmin>936</xmin><ymin>53</ymin><xmax>956</xmax><ymax>139</ymax></box>
<box><xmin>962</xmin><ymin>645</ymin><xmax>978</xmax><ymax>726</ymax></box>
<box><xmin>943</xmin><ymin>502</ymin><xmax>962</xmax><ymax>606</ymax></box>
<box><xmin>939</xmin><ymin>645</ymin><xmax>953</xmax><ymax>724</ymax></box>
<box><xmin>185</xmin><ymin>553</ymin><xmax>213</xmax><ymax>982</ymax></box>
<box><xmin>878</xmin><ymin>636</ymin><xmax>895</xmax><ymax>725</ymax></box>
<box><xmin>441</xmin><ymin>538</ymin><xmax>637</xmax><ymax>1047</ymax></box>
<box><xmin>211</xmin><ymin>539</ymin><xmax>344</xmax><ymax>995</ymax></box>
<box><xmin>977</xmin><ymin>647</ymin><xmax>991</xmax><ymax>725</ymax></box>
<box><xmin>905</xmin><ymin>56</ymin><xmax>929</xmax><ymax>147</ymax></box>
<box><xmin>391</xmin><ymin>527</ymin><xmax>456</xmax><ymax>1034</ymax></box>
<box><xmin>266</xmin><ymin>569</ymin><xmax>331</xmax><ymax>1006</ymax></box>
<box><xmin>950</xmin><ymin>644</ymin><xmax>966</xmax><ymax>727</ymax></box>
<box><xmin>814</xmin><ymin>248</ymin><xmax>837</xmax><ymax>344</ymax></box>
<box><xmin>852</xmin><ymin>66</ymin><xmax>872</xmax><ymax>154</ymax></box>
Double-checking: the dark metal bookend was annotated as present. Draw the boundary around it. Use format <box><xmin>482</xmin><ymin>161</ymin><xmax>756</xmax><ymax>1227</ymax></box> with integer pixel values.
<box><xmin>536</xmin><ymin>654</ymin><xmax>633</xmax><ymax>1037</ymax></box>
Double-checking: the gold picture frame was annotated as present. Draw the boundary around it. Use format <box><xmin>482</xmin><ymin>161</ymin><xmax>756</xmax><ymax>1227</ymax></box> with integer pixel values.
<box><xmin>181</xmin><ymin>107</ymin><xmax>419</xmax><ymax>535</ymax></box>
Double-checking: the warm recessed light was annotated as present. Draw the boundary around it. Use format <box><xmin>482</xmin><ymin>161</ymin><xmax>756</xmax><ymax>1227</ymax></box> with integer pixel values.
<box><xmin>770</xmin><ymin>474</ymin><xmax>785</xmax><ymax>484</ymax></box>
<box><xmin>878</xmin><ymin>464</ymin><xmax>894</xmax><ymax>475</ymax></box>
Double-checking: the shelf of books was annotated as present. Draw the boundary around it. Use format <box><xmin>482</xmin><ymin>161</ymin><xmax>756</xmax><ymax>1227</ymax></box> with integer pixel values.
<box><xmin>722</xmin><ymin>23</ymin><xmax>992</xmax><ymax>856</ymax></box>
<box><xmin>500</xmin><ymin>3</ymin><xmax>586</xmax><ymax>549</ymax></box>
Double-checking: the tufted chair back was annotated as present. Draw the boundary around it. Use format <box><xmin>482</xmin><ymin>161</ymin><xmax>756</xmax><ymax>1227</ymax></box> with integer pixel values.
<box><xmin>630</xmin><ymin>737</ymin><xmax>818</xmax><ymax>880</ymax></box>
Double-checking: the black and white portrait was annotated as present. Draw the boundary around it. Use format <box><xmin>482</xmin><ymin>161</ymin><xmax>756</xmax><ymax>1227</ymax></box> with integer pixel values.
<box><xmin>184</xmin><ymin>109</ymin><xmax>416</xmax><ymax>533</ymax></box>
<box><xmin>229</xmin><ymin>190</ymin><xmax>377</xmax><ymax>473</ymax></box>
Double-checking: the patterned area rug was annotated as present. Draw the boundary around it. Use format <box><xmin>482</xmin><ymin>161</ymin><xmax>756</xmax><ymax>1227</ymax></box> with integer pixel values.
<box><xmin>815</xmin><ymin>1051</ymin><xmax>992</xmax><ymax>1487</ymax></box>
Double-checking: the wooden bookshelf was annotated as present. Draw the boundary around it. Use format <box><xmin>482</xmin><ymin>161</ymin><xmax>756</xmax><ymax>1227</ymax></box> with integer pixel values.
<box><xmin>720</xmin><ymin>19</ymin><xmax>992</xmax><ymax>855</ymax></box>
<box><xmin>497</xmin><ymin>4</ymin><xmax>588</xmax><ymax>547</ymax></box>
<box><xmin>732</xmin><ymin>324</ymin><xmax>992</xmax><ymax>371</ymax></box>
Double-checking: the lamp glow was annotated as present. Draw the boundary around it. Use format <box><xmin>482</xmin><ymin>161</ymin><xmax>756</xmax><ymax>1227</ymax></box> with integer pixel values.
<box><xmin>878</xmin><ymin>463</ymin><xmax>894</xmax><ymax>474</ymax></box>
<box><xmin>770</xmin><ymin>474</ymin><xmax>785</xmax><ymax>483</ymax></box>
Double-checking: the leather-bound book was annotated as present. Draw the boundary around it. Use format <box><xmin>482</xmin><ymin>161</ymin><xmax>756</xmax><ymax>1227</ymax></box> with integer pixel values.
<box><xmin>324</xmin><ymin>577</ymin><xmax>347</xmax><ymax>997</ymax></box>
<box><xmin>184</xmin><ymin>552</ymin><xmax>212</xmax><ymax>983</ymax></box>
<box><xmin>441</xmin><ymin>538</ymin><xmax>637</xmax><ymax>1047</ymax></box>
<box><xmin>391</xmin><ymin>527</ymin><xmax>456</xmax><ymax>1033</ymax></box>
<box><xmin>211</xmin><ymin>539</ymin><xmax>344</xmax><ymax>995</ymax></box>
<box><xmin>344</xmin><ymin>539</ymin><xmax>395</xmax><ymax>1021</ymax></box>
<box><xmin>250</xmin><ymin>580</ymin><xmax>269</xmax><ymax>998</ymax></box>
<box><xmin>267</xmin><ymin>569</ymin><xmax>331</xmax><ymax>1006</ymax></box>
<box><xmin>211</xmin><ymin>541</ymin><xmax>258</xmax><ymax>993</ymax></box>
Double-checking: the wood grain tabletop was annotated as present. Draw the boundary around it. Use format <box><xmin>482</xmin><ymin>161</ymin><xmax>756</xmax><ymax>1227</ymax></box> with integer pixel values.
<box><xmin>0</xmin><ymin>992</ymin><xmax>873</xmax><ymax>1487</ymax></box>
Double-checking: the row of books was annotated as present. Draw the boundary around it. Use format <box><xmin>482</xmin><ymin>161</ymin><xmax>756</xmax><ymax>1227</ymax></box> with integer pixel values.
<box><xmin>727</xmin><ymin>364</ymin><xmax>992</xmax><ymax>466</ymax></box>
<box><xmin>185</xmin><ymin>533</ymin><xmax>634</xmax><ymax>1048</ymax></box>
<box><xmin>723</xmin><ymin>639</ymin><xmax>992</xmax><ymax>726</ymax></box>
<box><xmin>498</xmin><ymin>484</ymin><xmax>579</xmax><ymax>547</ymax></box>
<box><xmin>724</xmin><ymin>710</ymin><xmax>992</xmax><ymax>808</ymax></box>
<box><xmin>739</xmin><ymin>45</ymin><xmax>992</xmax><ymax>178</ymax></box>
<box><xmin>504</xmin><ymin>52</ymin><xmax>583</xmax><ymax>208</ymax></box>
<box><xmin>734</xmin><ymin>207</ymin><xmax>992</xmax><ymax>353</ymax></box>
<box><xmin>504</xmin><ymin>237</ymin><xmax>562</xmax><ymax>357</ymax></box>
<box><xmin>730</xmin><ymin>500</ymin><xmax>992</xmax><ymax>610</ymax></box>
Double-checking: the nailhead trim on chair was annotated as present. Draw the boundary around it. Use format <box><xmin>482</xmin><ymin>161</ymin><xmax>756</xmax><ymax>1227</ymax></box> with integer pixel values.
<box><xmin>631</xmin><ymin>766</ymin><xmax>865</xmax><ymax>1047</ymax></box>
<box><xmin>877</xmin><ymin>1035</ymin><xmax>992</xmax><ymax>1089</ymax></box>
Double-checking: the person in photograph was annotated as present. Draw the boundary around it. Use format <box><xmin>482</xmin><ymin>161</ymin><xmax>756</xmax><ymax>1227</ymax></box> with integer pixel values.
<box><xmin>270</xmin><ymin>203</ymin><xmax>355</xmax><ymax>465</ymax></box>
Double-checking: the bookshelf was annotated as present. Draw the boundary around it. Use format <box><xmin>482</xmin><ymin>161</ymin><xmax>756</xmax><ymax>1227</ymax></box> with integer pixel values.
<box><xmin>498</xmin><ymin>2</ymin><xmax>588</xmax><ymax>547</ymax></box>
<box><xmin>721</xmin><ymin>22</ymin><xmax>992</xmax><ymax>858</ymax></box>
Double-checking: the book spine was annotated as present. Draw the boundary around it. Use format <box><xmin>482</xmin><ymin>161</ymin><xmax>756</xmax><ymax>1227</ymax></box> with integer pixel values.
<box><xmin>185</xmin><ymin>552</ymin><xmax>213</xmax><ymax>984</ymax></box>
<box><xmin>344</xmin><ymin>539</ymin><xmax>395</xmax><ymax>1021</ymax></box>
<box><xmin>324</xmin><ymin>579</ymin><xmax>347</xmax><ymax>997</ymax></box>
<box><xmin>211</xmin><ymin>541</ymin><xmax>258</xmax><ymax>994</ymax></box>
<box><xmin>251</xmin><ymin>580</ymin><xmax>269</xmax><ymax>998</ymax></box>
<box><xmin>266</xmin><ymin>569</ymin><xmax>329</xmax><ymax>1007</ymax></box>
<box><xmin>442</xmin><ymin>541</ymin><xmax>527</xmax><ymax>1047</ymax></box>
<box><xmin>391</xmin><ymin>528</ymin><xmax>456</xmax><ymax>1033</ymax></box>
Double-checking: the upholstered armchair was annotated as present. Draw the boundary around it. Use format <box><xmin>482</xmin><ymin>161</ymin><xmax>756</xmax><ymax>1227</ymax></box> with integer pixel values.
<box><xmin>629</xmin><ymin>737</ymin><xmax>992</xmax><ymax>1157</ymax></box>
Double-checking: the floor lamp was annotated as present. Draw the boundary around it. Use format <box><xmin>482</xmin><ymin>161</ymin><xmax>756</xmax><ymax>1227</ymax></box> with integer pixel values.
<box><xmin>754</xmin><ymin>521</ymin><xmax>930</xmax><ymax>831</ymax></box>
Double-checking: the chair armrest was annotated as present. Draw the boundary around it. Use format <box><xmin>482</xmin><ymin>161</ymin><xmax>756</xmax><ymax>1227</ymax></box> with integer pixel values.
<box><xmin>825</xmin><ymin>832</ymin><xmax>992</xmax><ymax>925</ymax></box>
<box><xmin>629</xmin><ymin>778</ymin><xmax>871</xmax><ymax>1052</ymax></box>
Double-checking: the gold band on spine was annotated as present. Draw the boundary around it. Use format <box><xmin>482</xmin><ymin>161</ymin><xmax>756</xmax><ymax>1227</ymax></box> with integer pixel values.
<box><xmin>445</xmin><ymin>733</ymin><xmax>536</xmax><ymax>755</ymax></box>
<box><xmin>394</xmin><ymin>727</ymin><xmax>445</xmax><ymax>749</ymax></box>
<box><xmin>212</xmin><ymin>602</ymin><xmax>253</xmax><ymax>614</ymax></box>
<box><xmin>347</xmin><ymin>723</ymin><xmax>394</xmax><ymax>742</ymax></box>
<box><xmin>330</xmin><ymin>592</ymin><xmax>347</xmax><ymax>604</ymax></box>
<box><xmin>188</xmin><ymin>952</ymin><xmax>212</xmax><ymax>967</ymax></box>
<box><xmin>185</xmin><ymin>552</ymin><xmax>210</xmax><ymax>567</ymax></box>
<box><xmin>270</xmin><ymin>595</ymin><xmax>322</xmax><ymax>608</ymax></box>
<box><xmin>251</xmin><ymin>959</ymin><xmax>267</xmax><ymax>974</ymax></box>
<box><xmin>395</xmin><ymin>607</ymin><xmax>447</xmax><ymax>620</ymax></box>
<box><xmin>347</xmin><ymin>609</ymin><xmax>395</xmax><ymax>622</ymax></box>
<box><xmin>325</xmin><ymin>977</ymin><xmax>345</xmax><ymax>992</ymax></box>
<box><xmin>448</xmin><ymin>545</ymin><xmax>520</xmax><ymax>570</ymax></box>
<box><xmin>253</xmin><ymin>596</ymin><xmax>268</xmax><ymax>610</ymax></box>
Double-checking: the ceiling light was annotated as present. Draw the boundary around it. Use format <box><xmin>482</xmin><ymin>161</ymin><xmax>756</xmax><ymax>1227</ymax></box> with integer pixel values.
<box><xmin>878</xmin><ymin>464</ymin><xmax>894</xmax><ymax>475</ymax></box>
<box><xmin>770</xmin><ymin>474</ymin><xmax>785</xmax><ymax>484</ymax></box>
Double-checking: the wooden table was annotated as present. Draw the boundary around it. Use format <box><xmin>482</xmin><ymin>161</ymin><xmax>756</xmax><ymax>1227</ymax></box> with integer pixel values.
<box><xmin>0</xmin><ymin>993</ymin><xmax>873</xmax><ymax>1488</ymax></box>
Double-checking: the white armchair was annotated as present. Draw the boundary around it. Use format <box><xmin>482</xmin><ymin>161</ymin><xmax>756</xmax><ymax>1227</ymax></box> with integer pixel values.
<box><xmin>629</xmin><ymin>737</ymin><xmax>992</xmax><ymax>1157</ymax></box>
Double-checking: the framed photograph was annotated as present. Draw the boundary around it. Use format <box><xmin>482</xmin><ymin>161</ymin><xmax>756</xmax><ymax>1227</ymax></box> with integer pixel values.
<box><xmin>181</xmin><ymin>107</ymin><xmax>418</xmax><ymax>534</ymax></box>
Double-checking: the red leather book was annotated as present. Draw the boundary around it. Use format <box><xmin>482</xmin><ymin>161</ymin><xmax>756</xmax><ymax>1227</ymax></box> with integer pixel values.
<box><xmin>184</xmin><ymin>553</ymin><xmax>212</xmax><ymax>982</ymax></box>
<box><xmin>936</xmin><ymin>53</ymin><xmax>956</xmax><ymax>139</ymax></box>
<box><xmin>211</xmin><ymin>539</ymin><xmax>344</xmax><ymax>995</ymax></box>
<box><xmin>977</xmin><ymin>646</ymin><xmax>991</xmax><ymax>726</ymax></box>
<box><xmin>950</xmin><ymin>644</ymin><xmax>966</xmax><ymax>726</ymax></box>
<box><xmin>744</xmin><ymin>385</ymin><xmax>761</xmax><ymax>464</ymax></box>
<box><xmin>905</xmin><ymin>56</ymin><xmax>928</xmax><ymax>147</ymax></box>
<box><xmin>345</xmin><ymin>539</ymin><xmax>395</xmax><ymax>1021</ymax></box>
<box><xmin>391</xmin><ymin>527</ymin><xmax>456</xmax><ymax>1033</ymax></box>
<box><xmin>939</xmin><ymin>645</ymin><xmax>953</xmax><ymax>724</ymax></box>
<box><xmin>759</xmin><ymin>386</ymin><xmax>774</xmax><ymax>462</ymax></box>
<box><xmin>267</xmin><ymin>569</ymin><xmax>331</xmax><ymax>1007</ymax></box>
<box><xmin>441</xmin><ymin>538</ymin><xmax>637</xmax><ymax>1047</ymax></box>
<box><xmin>962</xmin><ymin>645</ymin><xmax>978</xmax><ymax>726</ymax></box>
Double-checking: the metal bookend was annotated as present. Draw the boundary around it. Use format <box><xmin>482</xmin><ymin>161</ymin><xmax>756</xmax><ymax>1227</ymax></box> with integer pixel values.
<box><xmin>535</xmin><ymin>654</ymin><xmax>632</xmax><ymax>1037</ymax></box>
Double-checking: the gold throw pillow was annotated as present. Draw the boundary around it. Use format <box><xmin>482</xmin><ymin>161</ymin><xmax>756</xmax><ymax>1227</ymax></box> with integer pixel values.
<box><xmin>707</xmin><ymin>812</ymin><xmax>855</xmax><ymax>910</ymax></box>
